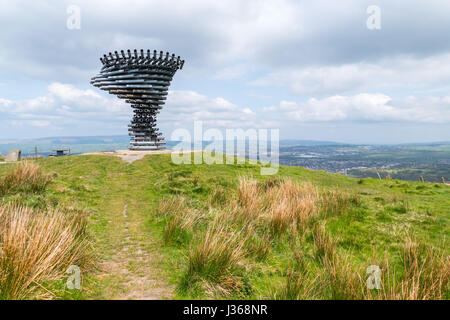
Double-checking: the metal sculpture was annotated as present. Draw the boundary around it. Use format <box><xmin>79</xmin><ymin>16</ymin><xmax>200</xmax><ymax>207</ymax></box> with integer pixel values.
<box><xmin>91</xmin><ymin>49</ymin><xmax>184</xmax><ymax>150</ymax></box>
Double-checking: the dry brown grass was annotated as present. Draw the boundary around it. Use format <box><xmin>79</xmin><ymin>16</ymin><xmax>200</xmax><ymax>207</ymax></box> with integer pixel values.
<box><xmin>0</xmin><ymin>204</ymin><xmax>92</xmax><ymax>299</ymax></box>
<box><xmin>180</xmin><ymin>177</ymin><xmax>359</xmax><ymax>297</ymax></box>
<box><xmin>267</xmin><ymin>180</ymin><xmax>319</xmax><ymax>235</ymax></box>
<box><xmin>235</xmin><ymin>177</ymin><xmax>320</xmax><ymax>236</ymax></box>
<box><xmin>236</xmin><ymin>176</ymin><xmax>261</xmax><ymax>219</ymax></box>
<box><xmin>0</xmin><ymin>161</ymin><xmax>53</xmax><ymax>196</ymax></box>
<box><xmin>321</xmin><ymin>253</ymin><xmax>367</xmax><ymax>299</ymax></box>
<box><xmin>374</xmin><ymin>238</ymin><xmax>449</xmax><ymax>300</ymax></box>
<box><xmin>314</xmin><ymin>235</ymin><xmax>449</xmax><ymax>300</ymax></box>
<box><xmin>170</xmin><ymin>176</ymin><xmax>448</xmax><ymax>300</ymax></box>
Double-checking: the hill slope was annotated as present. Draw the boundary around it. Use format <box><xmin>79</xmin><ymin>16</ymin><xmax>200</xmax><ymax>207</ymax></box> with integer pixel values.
<box><xmin>0</xmin><ymin>153</ymin><xmax>448</xmax><ymax>299</ymax></box>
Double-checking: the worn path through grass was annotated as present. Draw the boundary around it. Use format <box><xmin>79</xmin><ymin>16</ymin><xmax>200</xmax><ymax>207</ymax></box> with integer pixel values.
<box><xmin>90</xmin><ymin>157</ymin><xmax>174</xmax><ymax>299</ymax></box>
<box><xmin>37</xmin><ymin>155</ymin><xmax>174</xmax><ymax>299</ymax></box>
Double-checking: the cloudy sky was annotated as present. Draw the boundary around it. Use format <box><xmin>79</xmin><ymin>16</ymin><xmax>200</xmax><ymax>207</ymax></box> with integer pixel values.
<box><xmin>1</xmin><ymin>0</ymin><xmax>450</xmax><ymax>143</ymax></box>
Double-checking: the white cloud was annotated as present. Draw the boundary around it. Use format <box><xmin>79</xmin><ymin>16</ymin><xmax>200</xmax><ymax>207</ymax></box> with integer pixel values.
<box><xmin>4</xmin><ymin>0</ymin><xmax>450</xmax><ymax>82</ymax></box>
<box><xmin>0</xmin><ymin>83</ymin><xmax>128</xmax><ymax>126</ymax></box>
<box><xmin>160</xmin><ymin>91</ymin><xmax>264</xmax><ymax>128</ymax></box>
<box><xmin>0</xmin><ymin>84</ymin><xmax>274</xmax><ymax>137</ymax></box>
<box><xmin>30</xmin><ymin>120</ymin><xmax>51</xmax><ymax>127</ymax></box>
<box><xmin>2</xmin><ymin>1</ymin><xmax>450</xmax><ymax>142</ymax></box>
<box><xmin>277</xmin><ymin>93</ymin><xmax>450</xmax><ymax>123</ymax></box>
<box><xmin>251</xmin><ymin>53</ymin><xmax>450</xmax><ymax>96</ymax></box>
<box><xmin>2</xmin><ymin>84</ymin><xmax>450</xmax><ymax>139</ymax></box>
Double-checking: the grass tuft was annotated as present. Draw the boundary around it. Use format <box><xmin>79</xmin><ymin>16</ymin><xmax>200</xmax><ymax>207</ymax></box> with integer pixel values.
<box><xmin>312</xmin><ymin>224</ymin><xmax>337</xmax><ymax>262</ymax></box>
<box><xmin>236</xmin><ymin>177</ymin><xmax>320</xmax><ymax>236</ymax></box>
<box><xmin>0</xmin><ymin>204</ymin><xmax>92</xmax><ymax>299</ymax></box>
<box><xmin>181</xmin><ymin>217</ymin><xmax>248</xmax><ymax>296</ymax></box>
<box><xmin>0</xmin><ymin>162</ymin><xmax>53</xmax><ymax>196</ymax></box>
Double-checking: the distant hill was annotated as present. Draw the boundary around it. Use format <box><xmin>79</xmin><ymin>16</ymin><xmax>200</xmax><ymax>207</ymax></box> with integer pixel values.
<box><xmin>1</xmin><ymin>135</ymin><xmax>449</xmax><ymax>163</ymax></box>
<box><xmin>279</xmin><ymin>139</ymin><xmax>348</xmax><ymax>147</ymax></box>
<box><xmin>0</xmin><ymin>135</ymin><xmax>130</xmax><ymax>156</ymax></box>
<box><xmin>0</xmin><ymin>136</ymin><xmax>347</xmax><ymax>156</ymax></box>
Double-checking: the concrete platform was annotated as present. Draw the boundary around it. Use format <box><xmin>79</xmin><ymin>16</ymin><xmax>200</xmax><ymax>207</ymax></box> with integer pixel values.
<box><xmin>82</xmin><ymin>149</ymin><xmax>173</xmax><ymax>163</ymax></box>
<box><xmin>82</xmin><ymin>149</ymin><xmax>201</xmax><ymax>163</ymax></box>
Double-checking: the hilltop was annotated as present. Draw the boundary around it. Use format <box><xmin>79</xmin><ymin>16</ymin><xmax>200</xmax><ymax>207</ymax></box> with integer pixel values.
<box><xmin>0</xmin><ymin>153</ymin><xmax>448</xmax><ymax>299</ymax></box>
<box><xmin>1</xmin><ymin>136</ymin><xmax>449</xmax><ymax>182</ymax></box>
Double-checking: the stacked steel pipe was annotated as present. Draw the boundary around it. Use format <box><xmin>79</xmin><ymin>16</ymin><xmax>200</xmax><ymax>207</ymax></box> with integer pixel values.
<box><xmin>91</xmin><ymin>49</ymin><xmax>184</xmax><ymax>150</ymax></box>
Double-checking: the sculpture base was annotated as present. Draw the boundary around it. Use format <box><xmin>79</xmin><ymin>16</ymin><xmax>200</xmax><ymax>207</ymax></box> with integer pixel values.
<box><xmin>128</xmin><ymin>138</ymin><xmax>166</xmax><ymax>151</ymax></box>
<box><xmin>128</xmin><ymin>145</ymin><xmax>166</xmax><ymax>151</ymax></box>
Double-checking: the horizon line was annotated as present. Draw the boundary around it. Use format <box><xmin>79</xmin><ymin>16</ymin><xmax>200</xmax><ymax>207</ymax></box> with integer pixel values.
<box><xmin>0</xmin><ymin>134</ymin><xmax>449</xmax><ymax>146</ymax></box>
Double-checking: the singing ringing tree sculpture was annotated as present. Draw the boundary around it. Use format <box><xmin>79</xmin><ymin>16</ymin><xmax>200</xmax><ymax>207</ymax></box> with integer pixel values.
<box><xmin>91</xmin><ymin>49</ymin><xmax>185</xmax><ymax>150</ymax></box>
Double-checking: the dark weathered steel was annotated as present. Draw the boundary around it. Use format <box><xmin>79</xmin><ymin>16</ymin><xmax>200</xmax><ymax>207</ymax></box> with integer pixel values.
<box><xmin>91</xmin><ymin>49</ymin><xmax>184</xmax><ymax>150</ymax></box>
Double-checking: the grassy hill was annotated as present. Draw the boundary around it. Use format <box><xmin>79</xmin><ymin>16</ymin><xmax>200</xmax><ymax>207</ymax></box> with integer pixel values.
<box><xmin>0</xmin><ymin>153</ymin><xmax>448</xmax><ymax>299</ymax></box>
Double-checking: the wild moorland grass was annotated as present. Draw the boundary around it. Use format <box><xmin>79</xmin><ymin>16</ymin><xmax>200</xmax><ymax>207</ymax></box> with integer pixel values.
<box><xmin>182</xmin><ymin>216</ymin><xmax>249</xmax><ymax>297</ymax></box>
<box><xmin>1</xmin><ymin>153</ymin><xmax>448</xmax><ymax>300</ymax></box>
<box><xmin>0</xmin><ymin>162</ymin><xmax>93</xmax><ymax>299</ymax></box>
<box><xmin>154</xmin><ymin>173</ymin><xmax>449</xmax><ymax>299</ymax></box>
<box><xmin>387</xmin><ymin>237</ymin><xmax>449</xmax><ymax>299</ymax></box>
<box><xmin>276</xmin><ymin>232</ymin><xmax>449</xmax><ymax>300</ymax></box>
<box><xmin>0</xmin><ymin>161</ymin><xmax>53</xmax><ymax>196</ymax></box>
<box><xmin>0</xmin><ymin>205</ymin><xmax>93</xmax><ymax>299</ymax></box>
<box><xmin>154</xmin><ymin>176</ymin><xmax>361</xmax><ymax>297</ymax></box>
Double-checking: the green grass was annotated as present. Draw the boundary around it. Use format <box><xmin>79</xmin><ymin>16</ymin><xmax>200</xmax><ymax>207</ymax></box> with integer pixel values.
<box><xmin>0</xmin><ymin>153</ymin><xmax>448</xmax><ymax>299</ymax></box>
